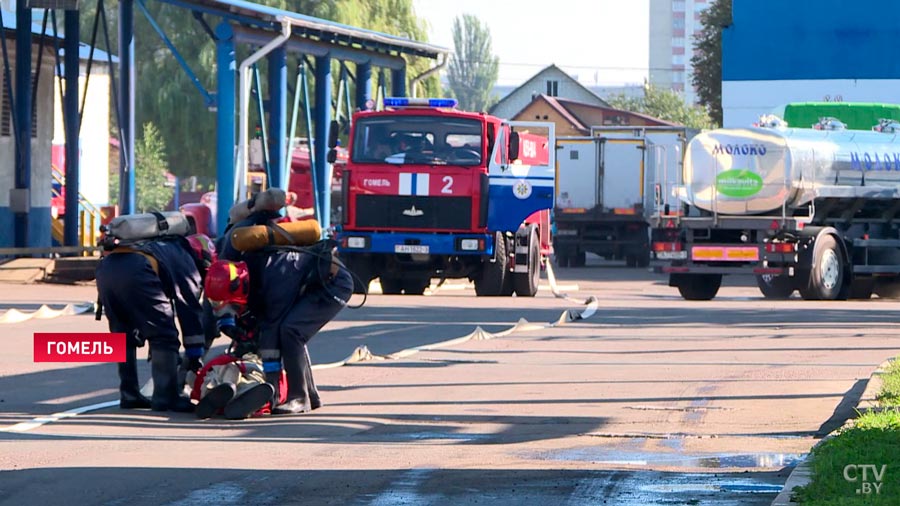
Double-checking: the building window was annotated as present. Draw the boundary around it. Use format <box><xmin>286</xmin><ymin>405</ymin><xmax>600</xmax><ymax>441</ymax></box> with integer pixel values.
<box><xmin>546</xmin><ymin>80</ymin><xmax>559</xmax><ymax>97</ymax></box>
<box><xmin>673</xmin><ymin>71</ymin><xmax>685</xmax><ymax>82</ymax></box>
<box><xmin>673</xmin><ymin>18</ymin><xmax>685</xmax><ymax>29</ymax></box>
<box><xmin>672</xmin><ymin>54</ymin><xmax>685</xmax><ymax>65</ymax></box>
<box><xmin>672</xmin><ymin>37</ymin><xmax>685</xmax><ymax>47</ymax></box>
<box><xmin>673</xmin><ymin>0</ymin><xmax>685</xmax><ymax>12</ymax></box>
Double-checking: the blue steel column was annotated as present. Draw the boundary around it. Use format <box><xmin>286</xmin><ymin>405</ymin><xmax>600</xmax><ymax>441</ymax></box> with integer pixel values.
<box><xmin>391</xmin><ymin>66</ymin><xmax>406</xmax><ymax>97</ymax></box>
<box><xmin>63</xmin><ymin>11</ymin><xmax>80</xmax><ymax>247</ymax></box>
<box><xmin>313</xmin><ymin>55</ymin><xmax>332</xmax><ymax>233</ymax></box>
<box><xmin>355</xmin><ymin>62</ymin><xmax>372</xmax><ymax>110</ymax></box>
<box><xmin>268</xmin><ymin>47</ymin><xmax>287</xmax><ymax>190</ymax></box>
<box><xmin>119</xmin><ymin>0</ymin><xmax>136</xmax><ymax>214</ymax></box>
<box><xmin>215</xmin><ymin>22</ymin><xmax>236</xmax><ymax>235</ymax></box>
<box><xmin>14</xmin><ymin>3</ymin><xmax>31</xmax><ymax>247</ymax></box>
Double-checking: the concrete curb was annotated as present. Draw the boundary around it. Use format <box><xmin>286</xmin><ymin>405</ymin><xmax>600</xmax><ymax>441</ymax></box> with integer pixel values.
<box><xmin>770</xmin><ymin>358</ymin><xmax>895</xmax><ymax>505</ymax></box>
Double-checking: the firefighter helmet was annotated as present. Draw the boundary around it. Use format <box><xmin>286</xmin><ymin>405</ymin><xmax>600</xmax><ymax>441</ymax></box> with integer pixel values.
<box><xmin>204</xmin><ymin>260</ymin><xmax>250</xmax><ymax>308</ymax></box>
<box><xmin>186</xmin><ymin>234</ymin><xmax>217</xmax><ymax>272</ymax></box>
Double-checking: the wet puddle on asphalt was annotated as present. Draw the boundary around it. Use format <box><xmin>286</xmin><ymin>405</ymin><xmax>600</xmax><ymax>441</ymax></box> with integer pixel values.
<box><xmin>545</xmin><ymin>446</ymin><xmax>805</xmax><ymax>469</ymax></box>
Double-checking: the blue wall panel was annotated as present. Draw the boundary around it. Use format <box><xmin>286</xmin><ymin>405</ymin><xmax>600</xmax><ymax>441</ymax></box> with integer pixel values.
<box><xmin>0</xmin><ymin>207</ymin><xmax>13</xmax><ymax>248</ymax></box>
<box><xmin>724</xmin><ymin>0</ymin><xmax>900</xmax><ymax>81</ymax></box>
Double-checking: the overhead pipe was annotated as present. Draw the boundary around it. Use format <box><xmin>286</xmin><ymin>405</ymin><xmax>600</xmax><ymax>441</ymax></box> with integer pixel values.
<box><xmin>409</xmin><ymin>52</ymin><xmax>449</xmax><ymax>98</ymax></box>
<box><xmin>236</xmin><ymin>17</ymin><xmax>291</xmax><ymax>202</ymax></box>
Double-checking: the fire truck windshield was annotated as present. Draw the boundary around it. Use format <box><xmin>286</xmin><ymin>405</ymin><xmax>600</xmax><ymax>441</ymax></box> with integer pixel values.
<box><xmin>352</xmin><ymin>115</ymin><xmax>483</xmax><ymax>166</ymax></box>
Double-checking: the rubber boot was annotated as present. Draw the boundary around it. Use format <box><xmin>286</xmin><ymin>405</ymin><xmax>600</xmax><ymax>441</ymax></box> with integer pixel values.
<box><xmin>150</xmin><ymin>348</ymin><xmax>195</xmax><ymax>413</ymax></box>
<box><xmin>224</xmin><ymin>383</ymin><xmax>275</xmax><ymax>420</ymax></box>
<box><xmin>265</xmin><ymin>371</ymin><xmax>282</xmax><ymax>407</ymax></box>
<box><xmin>272</xmin><ymin>347</ymin><xmax>312</xmax><ymax>415</ymax></box>
<box><xmin>119</xmin><ymin>342</ymin><xmax>151</xmax><ymax>409</ymax></box>
<box><xmin>303</xmin><ymin>345</ymin><xmax>322</xmax><ymax>410</ymax></box>
<box><xmin>196</xmin><ymin>383</ymin><xmax>236</xmax><ymax>419</ymax></box>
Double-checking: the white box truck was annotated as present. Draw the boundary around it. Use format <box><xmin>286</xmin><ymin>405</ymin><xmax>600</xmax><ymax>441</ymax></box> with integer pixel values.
<box><xmin>554</xmin><ymin>126</ymin><xmax>695</xmax><ymax>267</ymax></box>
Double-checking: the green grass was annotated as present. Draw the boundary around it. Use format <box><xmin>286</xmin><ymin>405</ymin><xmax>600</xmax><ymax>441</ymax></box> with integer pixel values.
<box><xmin>793</xmin><ymin>359</ymin><xmax>900</xmax><ymax>505</ymax></box>
<box><xmin>876</xmin><ymin>360</ymin><xmax>900</xmax><ymax>408</ymax></box>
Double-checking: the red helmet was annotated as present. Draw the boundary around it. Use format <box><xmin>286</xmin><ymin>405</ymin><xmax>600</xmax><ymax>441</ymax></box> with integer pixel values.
<box><xmin>204</xmin><ymin>260</ymin><xmax>250</xmax><ymax>308</ymax></box>
<box><xmin>187</xmin><ymin>234</ymin><xmax>217</xmax><ymax>272</ymax></box>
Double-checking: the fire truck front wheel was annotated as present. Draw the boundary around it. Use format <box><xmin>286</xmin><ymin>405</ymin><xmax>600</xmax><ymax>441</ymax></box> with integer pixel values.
<box><xmin>343</xmin><ymin>256</ymin><xmax>374</xmax><ymax>294</ymax></box>
<box><xmin>379</xmin><ymin>276</ymin><xmax>404</xmax><ymax>295</ymax></box>
<box><xmin>475</xmin><ymin>232</ymin><xmax>510</xmax><ymax>296</ymax></box>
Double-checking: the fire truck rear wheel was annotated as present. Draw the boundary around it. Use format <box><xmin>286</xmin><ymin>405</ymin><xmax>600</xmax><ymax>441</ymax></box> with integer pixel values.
<box><xmin>513</xmin><ymin>227</ymin><xmax>540</xmax><ymax>297</ymax></box>
<box><xmin>475</xmin><ymin>232</ymin><xmax>509</xmax><ymax>296</ymax></box>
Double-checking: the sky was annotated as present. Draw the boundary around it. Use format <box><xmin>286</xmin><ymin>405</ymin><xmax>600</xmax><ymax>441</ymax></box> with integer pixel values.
<box><xmin>411</xmin><ymin>0</ymin><xmax>650</xmax><ymax>87</ymax></box>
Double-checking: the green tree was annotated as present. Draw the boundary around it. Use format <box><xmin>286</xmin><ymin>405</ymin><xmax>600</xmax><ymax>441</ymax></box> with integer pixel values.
<box><xmin>446</xmin><ymin>14</ymin><xmax>499</xmax><ymax>112</ymax></box>
<box><xmin>109</xmin><ymin>122</ymin><xmax>174</xmax><ymax>213</ymax></box>
<box><xmin>691</xmin><ymin>0</ymin><xmax>733</xmax><ymax>126</ymax></box>
<box><xmin>608</xmin><ymin>83</ymin><xmax>714</xmax><ymax>130</ymax></box>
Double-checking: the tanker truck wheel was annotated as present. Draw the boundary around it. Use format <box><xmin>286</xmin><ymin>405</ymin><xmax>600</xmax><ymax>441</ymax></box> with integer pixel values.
<box><xmin>756</xmin><ymin>274</ymin><xmax>795</xmax><ymax>299</ymax></box>
<box><xmin>475</xmin><ymin>232</ymin><xmax>510</xmax><ymax>296</ymax></box>
<box><xmin>799</xmin><ymin>235</ymin><xmax>845</xmax><ymax>300</ymax></box>
<box><xmin>675</xmin><ymin>274</ymin><xmax>722</xmax><ymax>301</ymax></box>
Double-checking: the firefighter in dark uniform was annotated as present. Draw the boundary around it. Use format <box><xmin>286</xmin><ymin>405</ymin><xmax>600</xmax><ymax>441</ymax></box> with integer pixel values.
<box><xmin>215</xmin><ymin>212</ymin><xmax>352</xmax><ymax>414</ymax></box>
<box><xmin>96</xmin><ymin>234</ymin><xmax>214</xmax><ymax>412</ymax></box>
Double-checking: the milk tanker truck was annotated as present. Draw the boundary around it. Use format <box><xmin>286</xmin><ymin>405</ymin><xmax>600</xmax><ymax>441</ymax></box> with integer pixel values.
<box><xmin>649</xmin><ymin>116</ymin><xmax>900</xmax><ymax>300</ymax></box>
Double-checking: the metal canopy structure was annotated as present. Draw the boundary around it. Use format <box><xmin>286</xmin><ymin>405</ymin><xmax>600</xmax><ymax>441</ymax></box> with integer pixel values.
<box><xmin>146</xmin><ymin>0</ymin><xmax>449</xmax><ymax>234</ymax></box>
<box><xmin>167</xmin><ymin>0</ymin><xmax>446</xmax><ymax>59</ymax></box>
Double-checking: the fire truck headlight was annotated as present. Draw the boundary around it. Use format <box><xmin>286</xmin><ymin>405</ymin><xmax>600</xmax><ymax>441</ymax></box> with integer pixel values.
<box><xmin>460</xmin><ymin>239</ymin><xmax>480</xmax><ymax>251</ymax></box>
<box><xmin>347</xmin><ymin>237</ymin><xmax>367</xmax><ymax>249</ymax></box>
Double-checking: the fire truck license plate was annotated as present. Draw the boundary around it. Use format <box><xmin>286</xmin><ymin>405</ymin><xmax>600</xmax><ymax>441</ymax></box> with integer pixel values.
<box><xmin>395</xmin><ymin>245</ymin><xmax>430</xmax><ymax>254</ymax></box>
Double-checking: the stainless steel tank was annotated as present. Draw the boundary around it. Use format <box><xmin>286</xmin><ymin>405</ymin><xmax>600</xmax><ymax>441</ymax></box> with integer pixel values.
<box><xmin>684</xmin><ymin>126</ymin><xmax>900</xmax><ymax>215</ymax></box>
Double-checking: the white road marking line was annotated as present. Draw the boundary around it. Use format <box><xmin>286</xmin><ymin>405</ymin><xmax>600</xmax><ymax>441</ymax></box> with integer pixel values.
<box><xmin>0</xmin><ymin>400</ymin><xmax>119</xmax><ymax>432</ymax></box>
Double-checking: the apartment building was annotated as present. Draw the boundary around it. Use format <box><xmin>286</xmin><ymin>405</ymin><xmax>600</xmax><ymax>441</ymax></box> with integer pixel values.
<box><xmin>648</xmin><ymin>0</ymin><xmax>710</xmax><ymax>103</ymax></box>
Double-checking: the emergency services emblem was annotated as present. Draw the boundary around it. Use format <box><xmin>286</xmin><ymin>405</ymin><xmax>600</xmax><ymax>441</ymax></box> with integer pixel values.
<box><xmin>513</xmin><ymin>179</ymin><xmax>532</xmax><ymax>200</ymax></box>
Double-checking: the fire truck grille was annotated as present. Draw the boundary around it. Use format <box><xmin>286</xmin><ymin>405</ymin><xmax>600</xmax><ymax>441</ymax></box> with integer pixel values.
<box><xmin>355</xmin><ymin>195</ymin><xmax>472</xmax><ymax>230</ymax></box>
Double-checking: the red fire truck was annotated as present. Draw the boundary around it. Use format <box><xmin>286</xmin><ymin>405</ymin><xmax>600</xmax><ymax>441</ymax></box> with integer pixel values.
<box><xmin>336</xmin><ymin>98</ymin><xmax>556</xmax><ymax>296</ymax></box>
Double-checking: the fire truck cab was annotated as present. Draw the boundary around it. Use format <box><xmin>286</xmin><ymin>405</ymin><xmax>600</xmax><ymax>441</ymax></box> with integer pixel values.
<box><xmin>337</xmin><ymin>98</ymin><xmax>555</xmax><ymax>296</ymax></box>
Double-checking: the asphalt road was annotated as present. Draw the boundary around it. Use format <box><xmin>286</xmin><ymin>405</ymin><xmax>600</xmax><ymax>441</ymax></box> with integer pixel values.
<box><xmin>1</xmin><ymin>258</ymin><xmax>897</xmax><ymax>505</ymax></box>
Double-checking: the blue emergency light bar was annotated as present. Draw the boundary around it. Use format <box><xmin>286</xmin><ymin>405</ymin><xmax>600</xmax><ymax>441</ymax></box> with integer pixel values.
<box><xmin>384</xmin><ymin>97</ymin><xmax>458</xmax><ymax>108</ymax></box>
